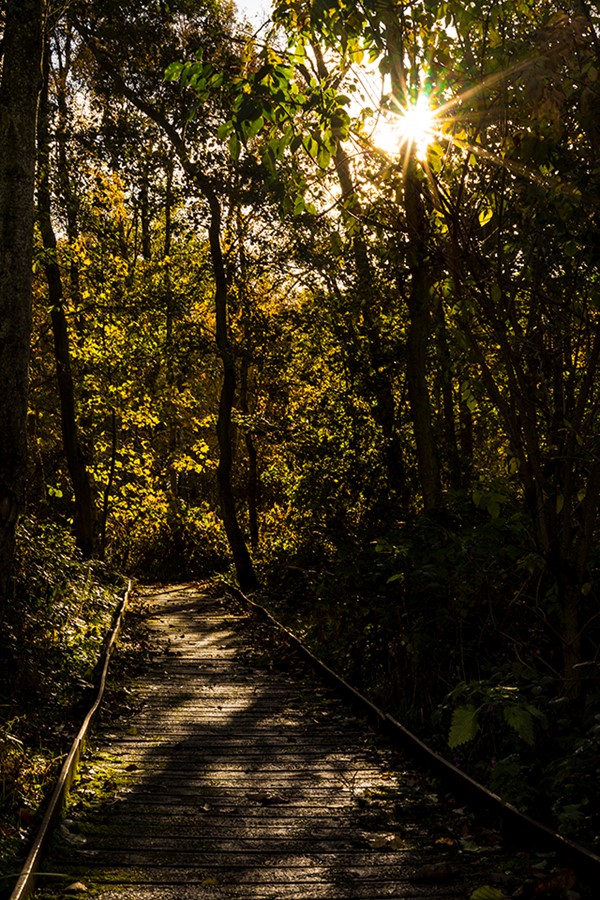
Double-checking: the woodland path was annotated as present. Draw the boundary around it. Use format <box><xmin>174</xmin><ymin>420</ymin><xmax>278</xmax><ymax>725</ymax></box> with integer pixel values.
<box><xmin>36</xmin><ymin>583</ymin><xmax>512</xmax><ymax>899</ymax></box>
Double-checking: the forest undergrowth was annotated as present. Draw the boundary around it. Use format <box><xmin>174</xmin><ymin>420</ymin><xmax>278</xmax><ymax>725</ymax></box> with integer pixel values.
<box><xmin>0</xmin><ymin>517</ymin><xmax>126</xmax><ymax>894</ymax></box>
<box><xmin>250</xmin><ymin>495</ymin><xmax>600</xmax><ymax>858</ymax></box>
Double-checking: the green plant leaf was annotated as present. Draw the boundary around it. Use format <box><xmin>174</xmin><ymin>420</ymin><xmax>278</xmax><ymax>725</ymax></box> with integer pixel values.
<box><xmin>503</xmin><ymin>705</ymin><xmax>534</xmax><ymax>745</ymax></box>
<box><xmin>478</xmin><ymin>206</ymin><xmax>493</xmax><ymax>227</ymax></box>
<box><xmin>449</xmin><ymin>704</ymin><xmax>479</xmax><ymax>748</ymax></box>
<box><xmin>164</xmin><ymin>61</ymin><xmax>184</xmax><ymax>82</ymax></box>
<box><xmin>228</xmin><ymin>132</ymin><xmax>241</xmax><ymax>161</ymax></box>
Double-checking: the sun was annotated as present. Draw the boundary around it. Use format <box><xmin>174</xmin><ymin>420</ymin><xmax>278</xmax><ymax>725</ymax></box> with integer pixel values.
<box><xmin>371</xmin><ymin>94</ymin><xmax>438</xmax><ymax>160</ymax></box>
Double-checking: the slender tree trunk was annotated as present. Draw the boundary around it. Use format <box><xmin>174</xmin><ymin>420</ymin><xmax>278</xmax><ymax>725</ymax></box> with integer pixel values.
<box><xmin>382</xmin><ymin>14</ymin><xmax>442</xmax><ymax>511</ymax></box>
<box><xmin>207</xmin><ymin>193</ymin><xmax>258</xmax><ymax>591</ymax></box>
<box><xmin>405</xmin><ymin>159</ymin><xmax>441</xmax><ymax>510</ymax></box>
<box><xmin>239</xmin><ymin>353</ymin><xmax>259</xmax><ymax>548</ymax></box>
<box><xmin>0</xmin><ymin>0</ymin><xmax>44</xmax><ymax>603</ymax></box>
<box><xmin>308</xmin><ymin>47</ymin><xmax>407</xmax><ymax>500</ymax></box>
<box><xmin>236</xmin><ymin>209</ymin><xmax>260</xmax><ymax>548</ymax></box>
<box><xmin>100</xmin><ymin>409</ymin><xmax>117</xmax><ymax>558</ymax></box>
<box><xmin>163</xmin><ymin>159</ymin><xmax>180</xmax><ymax>496</ymax></box>
<box><xmin>329</xmin><ymin>135</ymin><xmax>407</xmax><ymax>500</ymax></box>
<box><xmin>37</xmin><ymin>45</ymin><xmax>96</xmax><ymax>557</ymax></box>
<box><xmin>140</xmin><ymin>172</ymin><xmax>152</xmax><ymax>260</ymax></box>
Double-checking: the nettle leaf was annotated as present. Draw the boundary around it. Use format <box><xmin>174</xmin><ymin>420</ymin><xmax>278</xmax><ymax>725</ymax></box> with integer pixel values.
<box><xmin>449</xmin><ymin>704</ymin><xmax>479</xmax><ymax>748</ymax></box>
<box><xmin>503</xmin><ymin>706</ymin><xmax>534</xmax><ymax>745</ymax></box>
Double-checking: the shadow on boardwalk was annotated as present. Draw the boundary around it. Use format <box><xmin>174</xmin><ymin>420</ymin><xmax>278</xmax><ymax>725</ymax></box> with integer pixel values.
<box><xmin>35</xmin><ymin>584</ymin><xmax>513</xmax><ymax>899</ymax></box>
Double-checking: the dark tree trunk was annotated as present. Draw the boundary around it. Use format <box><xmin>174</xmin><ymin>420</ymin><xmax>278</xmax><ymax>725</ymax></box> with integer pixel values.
<box><xmin>37</xmin><ymin>45</ymin><xmax>97</xmax><ymax>557</ymax></box>
<box><xmin>140</xmin><ymin>173</ymin><xmax>152</xmax><ymax>260</ymax></box>
<box><xmin>379</xmin><ymin>14</ymin><xmax>441</xmax><ymax>511</ymax></box>
<box><xmin>308</xmin><ymin>46</ymin><xmax>407</xmax><ymax>502</ymax></box>
<box><xmin>331</xmin><ymin>143</ymin><xmax>407</xmax><ymax>501</ymax></box>
<box><xmin>403</xmin><ymin>156</ymin><xmax>442</xmax><ymax>512</ymax></box>
<box><xmin>207</xmin><ymin>193</ymin><xmax>258</xmax><ymax>591</ymax></box>
<box><xmin>0</xmin><ymin>0</ymin><xmax>44</xmax><ymax>603</ymax></box>
<box><xmin>239</xmin><ymin>353</ymin><xmax>259</xmax><ymax>548</ymax></box>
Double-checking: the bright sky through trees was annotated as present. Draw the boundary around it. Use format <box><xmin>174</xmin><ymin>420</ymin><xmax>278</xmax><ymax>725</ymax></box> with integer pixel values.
<box><xmin>370</xmin><ymin>94</ymin><xmax>438</xmax><ymax>159</ymax></box>
<box><xmin>236</xmin><ymin>0</ymin><xmax>271</xmax><ymax>26</ymax></box>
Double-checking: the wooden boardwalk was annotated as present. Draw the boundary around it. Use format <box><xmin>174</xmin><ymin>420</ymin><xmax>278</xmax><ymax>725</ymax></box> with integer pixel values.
<box><xmin>36</xmin><ymin>584</ymin><xmax>507</xmax><ymax>899</ymax></box>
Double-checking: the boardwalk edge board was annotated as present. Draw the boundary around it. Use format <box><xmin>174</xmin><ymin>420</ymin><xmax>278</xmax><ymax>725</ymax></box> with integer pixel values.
<box><xmin>223</xmin><ymin>581</ymin><xmax>600</xmax><ymax>884</ymax></box>
<box><xmin>9</xmin><ymin>580</ymin><xmax>133</xmax><ymax>900</ymax></box>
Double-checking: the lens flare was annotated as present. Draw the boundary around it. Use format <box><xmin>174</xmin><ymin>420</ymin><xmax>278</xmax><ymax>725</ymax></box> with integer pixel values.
<box><xmin>371</xmin><ymin>94</ymin><xmax>437</xmax><ymax>160</ymax></box>
<box><xmin>397</xmin><ymin>95</ymin><xmax>437</xmax><ymax>156</ymax></box>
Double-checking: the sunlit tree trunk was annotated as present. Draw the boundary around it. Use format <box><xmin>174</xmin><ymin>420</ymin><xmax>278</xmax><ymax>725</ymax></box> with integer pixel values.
<box><xmin>0</xmin><ymin>0</ymin><xmax>44</xmax><ymax>603</ymax></box>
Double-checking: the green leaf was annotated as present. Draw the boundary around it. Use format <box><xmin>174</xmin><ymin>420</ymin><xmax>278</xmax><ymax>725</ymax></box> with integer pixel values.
<box><xmin>217</xmin><ymin>122</ymin><xmax>232</xmax><ymax>140</ymax></box>
<box><xmin>164</xmin><ymin>61</ymin><xmax>184</xmax><ymax>82</ymax></box>
<box><xmin>293</xmin><ymin>195</ymin><xmax>305</xmax><ymax>216</ymax></box>
<box><xmin>478</xmin><ymin>206</ymin><xmax>493</xmax><ymax>227</ymax></box>
<box><xmin>228</xmin><ymin>132</ymin><xmax>241</xmax><ymax>161</ymax></box>
<box><xmin>302</xmin><ymin>134</ymin><xmax>319</xmax><ymax>161</ymax></box>
<box><xmin>488</xmin><ymin>500</ymin><xmax>500</xmax><ymax>519</ymax></box>
<box><xmin>246</xmin><ymin>116</ymin><xmax>265</xmax><ymax>138</ymax></box>
<box><xmin>503</xmin><ymin>705</ymin><xmax>534</xmax><ymax>745</ymax></box>
<box><xmin>470</xmin><ymin>887</ymin><xmax>506</xmax><ymax>900</ymax></box>
<box><xmin>449</xmin><ymin>704</ymin><xmax>479</xmax><ymax>748</ymax></box>
<box><xmin>317</xmin><ymin>145</ymin><xmax>331</xmax><ymax>169</ymax></box>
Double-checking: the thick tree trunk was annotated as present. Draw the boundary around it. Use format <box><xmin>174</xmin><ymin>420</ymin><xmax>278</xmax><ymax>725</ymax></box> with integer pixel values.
<box><xmin>0</xmin><ymin>0</ymin><xmax>44</xmax><ymax>603</ymax></box>
<box><xmin>38</xmin><ymin>47</ymin><xmax>97</xmax><ymax>557</ymax></box>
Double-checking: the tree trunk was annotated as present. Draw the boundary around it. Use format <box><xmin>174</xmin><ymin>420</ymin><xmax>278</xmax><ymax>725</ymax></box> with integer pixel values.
<box><xmin>38</xmin><ymin>44</ymin><xmax>97</xmax><ymax>557</ymax></box>
<box><xmin>239</xmin><ymin>352</ymin><xmax>259</xmax><ymax>548</ymax></box>
<box><xmin>0</xmin><ymin>0</ymin><xmax>44</xmax><ymax>603</ymax></box>
<box><xmin>331</xmin><ymin>143</ymin><xmax>407</xmax><ymax>500</ymax></box>
<box><xmin>402</xmin><ymin>154</ymin><xmax>441</xmax><ymax>509</ymax></box>
<box><xmin>382</xmin><ymin>14</ymin><xmax>442</xmax><ymax>511</ymax></box>
<box><xmin>207</xmin><ymin>192</ymin><xmax>258</xmax><ymax>591</ymax></box>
